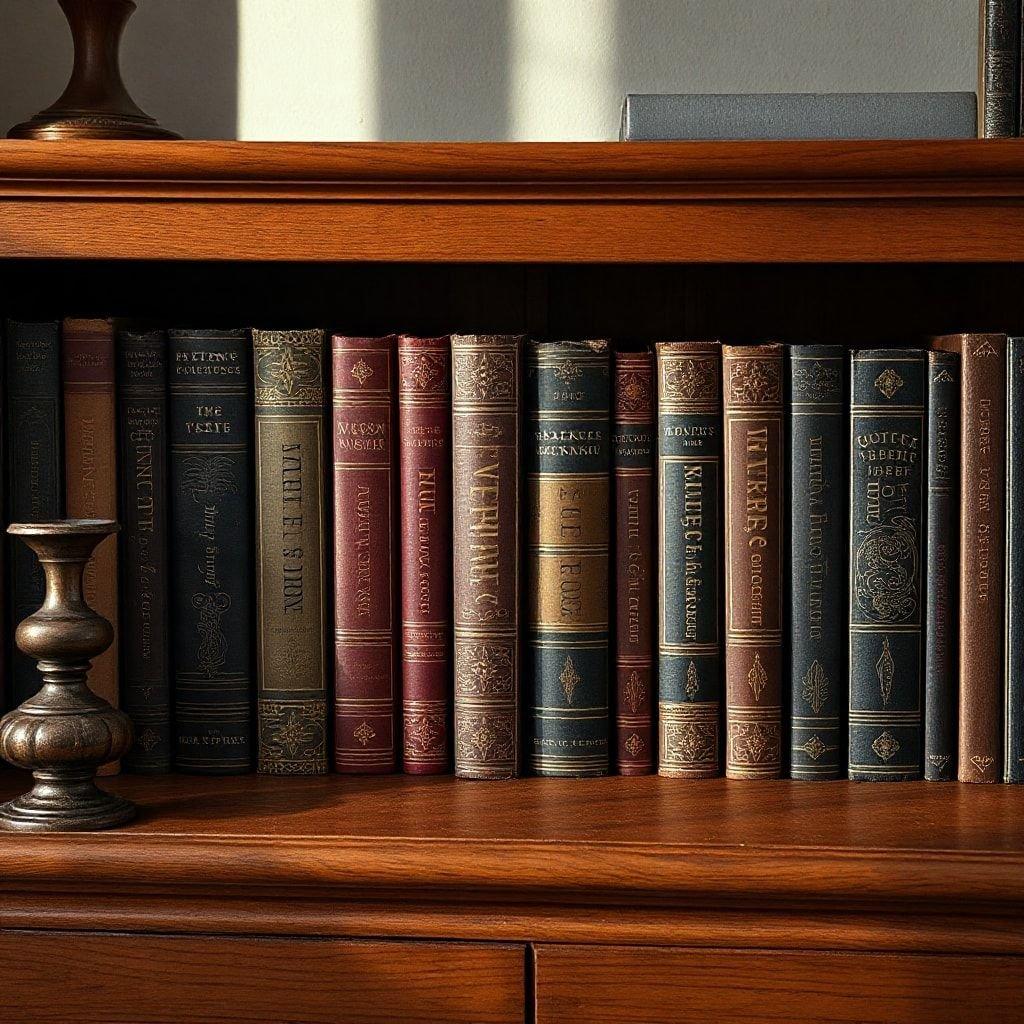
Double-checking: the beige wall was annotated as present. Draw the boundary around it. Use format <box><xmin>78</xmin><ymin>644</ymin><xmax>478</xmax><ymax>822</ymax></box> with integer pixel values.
<box><xmin>0</xmin><ymin>0</ymin><xmax>977</xmax><ymax>141</ymax></box>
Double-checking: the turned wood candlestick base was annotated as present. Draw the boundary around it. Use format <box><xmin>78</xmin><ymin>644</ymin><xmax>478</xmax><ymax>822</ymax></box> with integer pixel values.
<box><xmin>0</xmin><ymin>520</ymin><xmax>134</xmax><ymax>831</ymax></box>
<box><xmin>8</xmin><ymin>0</ymin><xmax>180</xmax><ymax>141</ymax></box>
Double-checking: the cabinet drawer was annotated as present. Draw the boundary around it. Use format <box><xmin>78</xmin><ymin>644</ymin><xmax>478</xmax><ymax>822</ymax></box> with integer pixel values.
<box><xmin>0</xmin><ymin>932</ymin><xmax>524</xmax><ymax>1024</ymax></box>
<box><xmin>534</xmin><ymin>944</ymin><xmax>1024</xmax><ymax>1024</ymax></box>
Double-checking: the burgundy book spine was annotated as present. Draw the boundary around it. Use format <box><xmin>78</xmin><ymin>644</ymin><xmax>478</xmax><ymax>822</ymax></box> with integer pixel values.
<box><xmin>397</xmin><ymin>335</ymin><xmax>452</xmax><ymax>774</ymax></box>
<box><xmin>332</xmin><ymin>335</ymin><xmax>398</xmax><ymax>773</ymax></box>
<box><xmin>613</xmin><ymin>350</ymin><xmax>656</xmax><ymax>774</ymax></box>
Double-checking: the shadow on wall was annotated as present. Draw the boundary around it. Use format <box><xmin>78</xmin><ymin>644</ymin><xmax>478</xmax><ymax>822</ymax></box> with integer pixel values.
<box><xmin>0</xmin><ymin>0</ymin><xmax>238</xmax><ymax>140</ymax></box>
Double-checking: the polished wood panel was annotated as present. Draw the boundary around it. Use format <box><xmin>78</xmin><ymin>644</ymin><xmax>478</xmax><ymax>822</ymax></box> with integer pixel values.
<box><xmin>0</xmin><ymin>932</ymin><xmax>524</xmax><ymax>1024</ymax></box>
<box><xmin>534</xmin><ymin>945</ymin><xmax>1024</xmax><ymax>1024</ymax></box>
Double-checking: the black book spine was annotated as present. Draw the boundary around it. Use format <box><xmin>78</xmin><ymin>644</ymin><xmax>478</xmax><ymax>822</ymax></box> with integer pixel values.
<box><xmin>981</xmin><ymin>0</ymin><xmax>1021</xmax><ymax>137</ymax></box>
<box><xmin>787</xmin><ymin>346</ymin><xmax>846</xmax><ymax>779</ymax></box>
<box><xmin>848</xmin><ymin>350</ymin><xmax>926</xmax><ymax>781</ymax></box>
<box><xmin>1006</xmin><ymin>337</ymin><xmax>1024</xmax><ymax>781</ymax></box>
<box><xmin>5</xmin><ymin>320</ymin><xmax>63</xmax><ymax>707</ymax></box>
<box><xmin>118</xmin><ymin>330</ymin><xmax>171</xmax><ymax>772</ymax></box>
<box><xmin>925</xmin><ymin>350</ymin><xmax>960</xmax><ymax>781</ymax></box>
<box><xmin>169</xmin><ymin>329</ymin><xmax>254</xmax><ymax>774</ymax></box>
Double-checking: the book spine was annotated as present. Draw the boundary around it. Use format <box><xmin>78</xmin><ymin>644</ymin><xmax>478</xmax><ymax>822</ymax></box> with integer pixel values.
<box><xmin>169</xmin><ymin>330</ymin><xmax>253</xmax><ymax>774</ymax></box>
<box><xmin>527</xmin><ymin>340</ymin><xmax>611</xmax><ymax>778</ymax></box>
<box><xmin>397</xmin><ymin>335</ymin><xmax>452</xmax><ymax>774</ymax></box>
<box><xmin>723</xmin><ymin>344</ymin><xmax>784</xmax><ymax>779</ymax></box>
<box><xmin>1007</xmin><ymin>336</ymin><xmax>1024</xmax><ymax>781</ymax></box>
<box><xmin>924</xmin><ymin>350</ymin><xmax>960</xmax><ymax>781</ymax></box>
<box><xmin>787</xmin><ymin>346</ymin><xmax>846</xmax><ymax>780</ymax></box>
<box><xmin>934</xmin><ymin>333</ymin><xmax>1008</xmax><ymax>782</ymax></box>
<box><xmin>848</xmin><ymin>349</ymin><xmax>926</xmax><ymax>781</ymax></box>
<box><xmin>253</xmin><ymin>329</ymin><xmax>329</xmax><ymax>775</ymax></box>
<box><xmin>980</xmin><ymin>0</ymin><xmax>1021</xmax><ymax>137</ymax></box>
<box><xmin>451</xmin><ymin>334</ymin><xmax>522</xmax><ymax>779</ymax></box>
<box><xmin>6</xmin><ymin>321</ymin><xmax>63</xmax><ymax>707</ymax></box>
<box><xmin>117</xmin><ymin>330</ymin><xmax>171</xmax><ymax>773</ymax></box>
<box><xmin>655</xmin><ymin>341</ymin><xmax>722</xmax><ymax>779</ymax></box>
<box><xmin>332</xmin><ymin>335</ymin><xmax>397</xmax><ymax>773</ymax></box>
<box><xmin>612</xmin><ymin>350</ymin><xmax>655</xmax><ymax>775</ymax></box>
<box><xmin>63</xmin><ymin>319</ymin><xmax>120</xmax><ymax>755</ymax></box>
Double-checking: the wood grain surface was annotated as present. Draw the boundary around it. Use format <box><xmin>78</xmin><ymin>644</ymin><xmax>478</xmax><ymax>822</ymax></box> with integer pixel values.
<box><xmin>0</xmin><ymin>932</ymin><xmax>524</xmax><ymax>1024</ymax></box>
<box><xmin>534</xmin><ymin>945</ymin><xmax>1024</xmax><ymax>1024</ymax></box>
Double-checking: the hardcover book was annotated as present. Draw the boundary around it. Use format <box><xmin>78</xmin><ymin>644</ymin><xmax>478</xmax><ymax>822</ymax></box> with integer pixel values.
<box><xmin>169</xmin><ymin>329</ymin><xmax>253</xmax><ymax>774</ymax></box>
<box><xmin>932</xmin><ymin>333</ymin><xmax>1007</xmax><ymax>782</ymax></box>
<box><xmin>63</xmin><ymin>318</ymin><xmax>120</xmax><ymax>764</ymax></box>
<box><xmin>787</xmin><ymin>345</ymin><xmax>846</xmax><ymax>780</ymax></box>
<box><xmin>6</xmin><ymin>320</ymin><xmax>63</xmax><ymax>707</ymax></box>
<box><xmin>397</xmin><ymin>334</ymin><xmax>452</xmax><ymax>774</ymax></box>
<box><xmin>848</xmin><ymin>349</ymin><xmax>926</xmax><ymax>781</ymax></box>
<box><xmin>332</xmin><ymin>335</ymin><xmax>398</xmax><ymax>773</ymax></box>
<box><xmin>612</xmin><ymin>350</ymin><xmax>655</xmax><ymax>775</ymax></box>
<box><xmin>254</xmin><ymin>329</ymin><xmax>329</xmax><ymax>775</ymax></box>
<box><xmin>723</xmin><ymin>343</ymin><xmax>784</xmax><ymax>779</ymax></box>
<box><xmin>1007</xmin><ymin>336</ymin><xmax>1024</xmax><ymax>781</ymax></box>
<box><xmin>980</xmin><ymin>0</ymin><xmax>1021</xmax><ymax>137</ymax></box>
<box><xmin>118</xmin><ymin>329</ymin><xmax>171</xmax><ymax>772</ymax></box>
<box><xmin>924</xmin><ymin>349</ymin><xmax>960</xmax><ymax>781</ymax></box>
<box><xmin>527</xmin><ymin>339</ymin><xmax>611</xmax><ymax>778</ymax></box>
<box><xmin>451</xmin><ymin>334</ymin><xmax>523</xmax><ymax>780</ymax></box>
<box><xmin>655</xmin><ymin>341</ymin><xmax>722</xmax><ymax>779</ymax></box>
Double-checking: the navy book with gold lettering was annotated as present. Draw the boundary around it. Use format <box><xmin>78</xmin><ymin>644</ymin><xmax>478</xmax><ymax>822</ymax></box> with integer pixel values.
<box><xmin>527</xmin><ymin>340</ymin><xmax>611</xmax><ymax>777</ymax></box>
<box><xmin>848</xmin><ymin>349</ymin><xmax>926</xmax><ymax>781</ymax></box>
<box><xmin>169</xmin><ymin>329</ymin><xmax>253</xmax><ymax>774</ymax></box>
<box><xmin>787</xmin><ymin>345</ymin><xmax>846</xmax><ymax>779</ymax></box>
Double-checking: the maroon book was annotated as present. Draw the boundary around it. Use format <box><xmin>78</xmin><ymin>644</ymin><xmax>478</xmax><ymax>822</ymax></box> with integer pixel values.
<box><xmin>332</xmin><ymin>335</ymin><xmax>398</xmax><ymax>773</ymax></box>
<box><xmin>397</xmin><ymin>335</ymin><xmax>452</xmax><ymax>773</ymax></box>
<box><xmin>613</xmin><ymin>350</ymin><xmax>656</xmax><ymax>774</ymax></box>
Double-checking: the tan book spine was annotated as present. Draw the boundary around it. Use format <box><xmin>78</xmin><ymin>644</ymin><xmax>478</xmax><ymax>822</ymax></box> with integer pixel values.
<box><xmin>722</xmin><ymin>343</ymin><xmax>784</xmax><ymax>779</ymax></box>
<box><xmin>63</xmin><ymin>317</ymin><xmax>119</xmax><ymax>774</ymax></box>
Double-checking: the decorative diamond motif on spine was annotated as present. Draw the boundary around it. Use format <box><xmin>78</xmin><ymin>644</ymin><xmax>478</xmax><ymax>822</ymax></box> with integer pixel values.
<box><xmin>560</xmin><ymin>655</ymin><xmax>582</xmax><ymax>704</ymax></box>
<box><xmin>685</xmin><ymin>660</ymin><xmax>700</xmax><ymax>700</ymax></box>
<box><xmin>873</xmin><ymin>367</ymin><xmax>903</xmax><ymax>399</ymax></box>
<box><xmin>871</xmin><ymin>730</ymin><xmax>900</xmax><ymax>762</ymax></box>
<box><xmin>351</xmin><ymin>358</ymin><xmax>374</xmax><ymax>386</ymax></box>
<box><xmin>746</xmin><ymin>652</ymin><xmax>767</xmax><ymax>702</ymax></box>
<box><xmin>801</xmin><ymin>659</ymin><xmax>829</xmax><ymax>715</ymax></box>
<box><xmin>353</xmin><ymin>720</ymin><xmax>376</xmax><ymax>747</ymax></box>
<box><xmin>875</xmin><ymin>638</ymin><xmax>894</xmax><ymax>708</ymax></box>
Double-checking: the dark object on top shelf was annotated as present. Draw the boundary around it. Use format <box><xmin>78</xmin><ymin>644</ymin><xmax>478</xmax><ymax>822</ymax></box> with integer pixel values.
<box><xmin>620</xmin><ymin>92</ymin><xmax>977</xmax><ymax>141</ymax></box>
<box><xmin>8</xmin><ymin>0</ymin><xmax>180</xmax><ymax>141</ymax></box>
<box><xmin>979</xmin><ymin>0</ymin><xmax>1021</xmax><ymax>137</ymax></box>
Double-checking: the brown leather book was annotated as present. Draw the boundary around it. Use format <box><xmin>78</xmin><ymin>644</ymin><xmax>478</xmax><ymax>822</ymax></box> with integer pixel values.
<box><xmin>451</xmin><ymin>334</ymin><xmax>522</xmax><ymax>779</ymax></box>
<box><xmin>332</xmin><ymin>335</ymin><xmax>398</xmax><ymax>773</ymax></box>
<box><xmin>397</xmin><ymin>335</ymin><xmax>451</xmax><ymax>774</ymax></box>
<box><xmin>722</xmin><ymin>343</ymin><xmax>784</xmax><ymax>779</ymax></box>
<box><xmin>932</xmin><ymin>333</ymin><xmax>1007</xmax><ymax>782</ymax></box>
<box><xmin>613</xmin><ymin>350</ymin><xmax>655</xmax><ymax>774</ymax></box>
<box><xmin>63</xmin><ymin>317</ymin><xmax>119</xmax><ymax>773</ymax></box>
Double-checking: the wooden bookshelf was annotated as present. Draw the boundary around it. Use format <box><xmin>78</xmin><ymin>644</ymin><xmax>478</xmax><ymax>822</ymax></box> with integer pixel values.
<box><xmin>1</xmin><ymin>139</ymin><xmax>1024</xmax><ymax>1023</ymax></box>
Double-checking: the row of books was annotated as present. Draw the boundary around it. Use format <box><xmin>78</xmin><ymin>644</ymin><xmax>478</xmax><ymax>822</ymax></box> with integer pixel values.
<box><xmin>3</xmin><ymin>322</ymin><xmax>1021</xmax><ymax>783</ymax></box>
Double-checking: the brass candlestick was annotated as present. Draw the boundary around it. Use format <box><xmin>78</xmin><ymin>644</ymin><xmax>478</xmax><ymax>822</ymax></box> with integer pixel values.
<box><xmin>0</xmin><ymin>520</ymin><xmax>134</xmax><ymax>831</ymax></box>
<box><xmin>8</xmin><ymin>0</ymin><xmax>180</xmax><ymax>140</ymax></box>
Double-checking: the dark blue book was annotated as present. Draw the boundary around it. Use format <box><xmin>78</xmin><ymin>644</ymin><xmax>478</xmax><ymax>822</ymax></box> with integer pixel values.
<box><xmin>787</xmin><ymin>346</ymin><xmax>846</xmax><ymax>779</ymax></box>
<box><xmin>848</xmin><ymin>349</ymin><xmax>926</xmax><ymax>781</ymax></box>
<box><xmin>1006</xmin><ymin>337</ymin><xmax>1024</xmax><ymax>781</ymax></box>
<box><xmin>924</xmin><ymin>350</ymin><xmax>959</xmax><ymax>781</ymax></box>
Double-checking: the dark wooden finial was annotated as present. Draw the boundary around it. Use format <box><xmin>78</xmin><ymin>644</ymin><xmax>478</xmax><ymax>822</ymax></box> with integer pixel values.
<box><xmin>8</xmin><ymin>0</ymin><xmax>181</xmax><ymax>140</ymax></box>
<box><xmin>0</xmin><ymin>520</ymin><xmax>135</xmax><ymax>831</ymax></box>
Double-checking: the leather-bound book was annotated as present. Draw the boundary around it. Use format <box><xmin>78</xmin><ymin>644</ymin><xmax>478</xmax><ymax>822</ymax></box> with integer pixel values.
<box><xmin>118</xmin><ymin>329</ymin><xmax>171</xmax><ymax>772</ymax></box>
<box><xmin>527</xmin><ymin>340</ymin><xmax>611</xmax><ymax>778</ymax></box>
<box><xmin>254</xmin><ymin>329</ymin><xmax>329</xmax><ymax>776</ymax></box>
<box><xmin>787</xmin><ymin>345</ymin><xmax>846</xmax><ymax>780</ymax></box>
<box><xmin>980</xmin><ymin>0</ymin><xmax>1020</xmax><ymax>137</ymax></box>
<box><xmin>6</xmin><ymin>320</ymin><xmax>63</xmax><ymax>707</ymax></box>
<box><xmin>451</xmin><ymin>334</ymin><xmax>523</xmax><ymax>779</ymax></box>
<box><xmin>63</xmin><ymin>318</ymin><xmax>119</xmax><ymax>773</ymax></box>
<box><xmin>332</xmin><ymin>335</ymin><xmax>398</xmax><ymax>773</ymax></box>
<box><xmin>932</xmin><ymin>333</ymin><xmax>1007</xmax><ymax>783</ymax></box>
<box><xmin>397</xmin><ymin>335</ymin><xmax>451</xmax><ymax>774</ymax></box>
<box><xmin>924</xmin><ymin>350</ymin><xmax>960</xmax><ymax>781</ymax></box>
<box><xmin>169</xmin><ymin>329</ymin><xmax>253</xmax><ymax>774</ymax></box>
<box><xmin>849</xmin><ymin>349</ymin><xmax>926</xmax><ymax>781</ymax></box>
<box><xmin>723</xmin><ymin>343</ymin><xmax>783</xmax><ymax>779</ymax></box>
<box><xmin>1006</xmin><ymin>336</ymin><xmax>1024</xmax><ymax>781</ymax></box>
<box><xmin>612</xmin><ymin>350</ymin><xmax>655</xmax><ymax>775</ymax></box>
<box><xmin>655</xmin><ymin>341</ymin><xmax>722</xmax><ymax>779</ymax></box>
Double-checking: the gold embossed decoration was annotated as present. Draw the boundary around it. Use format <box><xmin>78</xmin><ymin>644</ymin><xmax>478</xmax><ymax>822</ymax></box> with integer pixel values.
<box><xmin>553</xmin><ymin>359</ymin><xmax>582</xmax><ymax>385</ymax></box>
<box><xmin>928</xmin><ymin>753</ymin><xmax>951</xmax><ymax>772</ymax></box>
<box><xmin>350</xmin><ymin>358</ymin><xmax>374</xmax><ymax>387</ymax></box>
<box><xmin>792</xmin><ymin>360</ymin><xmax>841</xmax><ymax>401</ymax></box>
<box><xmin>727</xmin><ymin>359</ymin><xmax>781</xmax><ymax>405</ymax></box>
<box><xmin>875</xmin><ymin>638</ymin><xmax>895</xmax><ymax>707</ymax></box>
<box><xmin>665</xmin><ymin>721</ymin><xmax>718</xmax><ymax>765</ymax></box>
<box><xmin>933</xmin><ymin>367</ymin><xmax>956</xmax><ymax>384</ymax></box>
<box><xmin>560</xmin><ymin>655</ymin><xmax>582</xmax><ymax>704</ymax></box>
<box><xmin>625</xmin><ymin>670</ymin><xmax>644</xmax><ymax>714</ymax></box>
<box><xmin>353</xmin><ymin>721</ymin><xmax>376</xmax><ymax>747</ymax></box>
<box><xmin>801</xmin><ymin>660</ymin><xmax>829</xmax><ymax>715</ymax></box>
<box><xmin>873</xmin><ymin>367</ymin><xmax>903</xmax><ymax>399</ymax></box>
<box><xmin>871</xmin><ymin>730</ymin><xmax>900</xmax><ymax>761</ymax></box>
<box><xmin>400</xmin><ymin>351</ymin><xmax>445</xmax><ymax>392</ymax></box>
<box><xmin>257</xmin><ymin>700</ymin><xmax>328</xmax><ymax>775</ymax></box>
<box><xmin>854</xmin><ymin>524</ymin><xmax>918</xmax><ymax>623</ymax></box>
<box><xmin>799</xmin><ymin>735</ymin><xmax>829</xmax><ymax>761</ymax></box>
<box><xmin>685</xmin><ymin>660</ymin><xmax>700</xmax><ymax>700</ymax></box>
<box><xmin>970</xmin><ymin>754</ymin><xmax>996</xmax><ymax>776</ymax></box>
<box><xmin>624</xmin><ymin>733</ymin><xmax>645</xmax><ymax>758</ymax></box>
<box><xmin>617</xmin><ymin>370</ymin><xmax>651</xmax><ymax>412</ymax></box>
<box><xmin>455</xmin><ymin>642</ymin><xmax>514</xmax><ymax>695</ymax></box>
<box><xmin>746</xmin><ymin>652</ymin><xmax>768</xmax><ymax>701</ymax></box>
<box><xmin>456</xmin><ymin>712</ymin><xmax>515</xmax><ymax>765</ymax></box>
<box><xmin>254</xmin><ymin>329</ymin><xmax>324</xmax><ymax>407</ymax></box>
<box><xmin>973</xmin><ymin>339</ymin><xmax>998</xmax><ymax>357</ymax></box>
<box><xmin>405</xmin><ymin>713</ymin><xmax>445</xmax><ymax>756</ymax></box>
<box><xmin>453</xmin><ymin>350</ymin><xmax>515</xmax><ymax>402</ymax></box>
<box><xmin>664</xmin><ymin>357</ymin><xmax>717</xmax><ymax>402</ymax></box>
<box><xmin>728</xmin><ymin>722</ymin><xmax>781</xmax><ymax>765</ymax></box>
